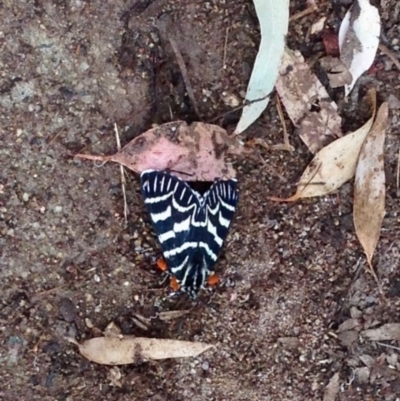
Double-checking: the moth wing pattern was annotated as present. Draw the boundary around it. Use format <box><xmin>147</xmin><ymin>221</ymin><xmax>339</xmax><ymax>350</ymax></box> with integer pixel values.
<box><xmin>140</xmin><ymin>170</ymin><xmax>199</xmax><ymax>271</ymax></box>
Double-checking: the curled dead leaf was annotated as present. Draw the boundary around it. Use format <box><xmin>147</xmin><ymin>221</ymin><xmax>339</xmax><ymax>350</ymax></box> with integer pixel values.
<box><xmin>75</xmin><ymin>121</ymin><xmax>246</xmax><ymax>181</ymax></box>
<box><xmin>68</xmin><ymin>336</ymin><xmax>214</xmax><ymax>365</ymax></box>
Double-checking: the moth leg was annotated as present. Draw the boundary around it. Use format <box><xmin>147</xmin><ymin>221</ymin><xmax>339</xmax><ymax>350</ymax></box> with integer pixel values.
<box><xmin>207</xmin><ymin>272</ymin><xmax>219</xmax><ymax>286</ymax></box>
<box><xmin>156</xmin><ymin>258</ymin><xmax>168</xmax><ymax>272</ymax></box>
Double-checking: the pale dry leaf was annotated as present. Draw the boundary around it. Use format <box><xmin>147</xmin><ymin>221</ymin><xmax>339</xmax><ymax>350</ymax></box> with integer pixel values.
<box><xmin>269</xmin><ymin>90</ymin><xmax>377</xmax><ymax>201</ymax></box>
<box><xmin>275</xmin><ymin>48</ymin><xmax>342</xmax><ymax>153</ymax></box>
<box><xmin>323</xmin><ymin>372</ymin><xmax>340</xmax><ymax>401</ymax></box>
<box><xmin>338</xmin><ymin>331</ymin><xmax>359</xmax><ymax>348</ymax></box>
<box><xmin>362</xmin><ymin>323</ymin><xmax>400</xmax><ymax>341</ymax></box>
<box><xmin>359</xmin><ymin>354</ymin><xmax>375</xmax><ymax>368</ymax></box>
<box><xmin>354</xmin><ymin>367</ymin><xmax>370</xmax><ymax>384</ymax></box>
<box><xmin>235</xmin><ymin>0</ymin><xmax>289</xmax><ymax>134</ymax></box>
<box><xmin>337</xmin><ymin>318</ymin><xmax>362</xmax><ymax>333</ymax></box>
<box><xmin>69</xmin><ymin>336</ymin><xmax>214</xmax><ymax>365</ymax></box>
<box><xmin>354</xmin><ymin>102</ymin><xmax>388</xmax><ymax>266</ymax></box>
<box><xmin>75</xmin><ymin>121</ymin><xmax>246</xmax><ymax>181</ymax></box>
<box><xmin>157</xmin><ymin>310</ymin><xmax>190</xmax><ymax>321</ymax></box>
<box><xmin>338</xmin><ymin>0</ymin><xmax>381</xmax><ymax>96</ymax></box>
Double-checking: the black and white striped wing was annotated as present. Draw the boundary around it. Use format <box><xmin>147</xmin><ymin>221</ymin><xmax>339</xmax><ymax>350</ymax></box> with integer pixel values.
<box><xmin>140</xmin><ymin>169</ymin><xmax>239</xmax><ymax>291</ymax></box>
<box><xmin>140</xmin><ymin>170</ymin><xmax>202</xmax><ymax>272</ymax></box>
<box><xmin>196</xmin><ymin>179</ymin><xmax>239</xmax><ymax>269</ymax></box>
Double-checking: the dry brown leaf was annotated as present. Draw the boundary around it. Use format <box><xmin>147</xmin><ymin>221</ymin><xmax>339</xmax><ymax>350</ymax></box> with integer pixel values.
<box><xmin>68</xmin><ymin>336</ymin><xmax>214</xmax><ymax>365</ymax></box>
<box><xmin>362</xmin><ymin>323</ymin><xmax>400</xmax><ymax>342</ymax></box>
<box><xmin>354</xmin><ymin>102</ymin><xmax>388</xmax><ymax>267</ymax></box>
<box><xmin>323</xmin><ymin>372</ymin><xmax>340</xmax><ymax>401</ymax></box>
<box><xmin>319</xmin><ymin>56</ymin><xmax>353</xmax><ymax>88</ymax></box>
<box><xmin>275</xmin><ymin>47</ymin><xmax>342</xmax><ymax>153</ymax></box>
<box><xmin>75</xmin><ymin>121</ymin><xmax>245</xmax><ymax>181</ymax></box>
<box><xmin>269</xmin><ymin>90</ymin><xmax>377</xmax><ymax>201</ymax></box>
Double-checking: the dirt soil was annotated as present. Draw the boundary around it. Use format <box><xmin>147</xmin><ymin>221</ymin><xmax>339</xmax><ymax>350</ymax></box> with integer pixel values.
<box><xmin>1</xmin><ymin>1</ymin><xmax>400</xmax><ymax>400</ymax></box>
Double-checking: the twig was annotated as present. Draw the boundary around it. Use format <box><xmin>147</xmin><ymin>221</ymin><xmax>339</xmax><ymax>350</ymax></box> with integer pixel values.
<box><xmin>169</xmin><ymin>38</ymin><xmax>200</xmax><ymax>118</ymax></box>
<box><xmin>397</xmin><ymin>148</ymin><xmax>400</xmax><ymax>192</ymax></box>
<box><xmin>114</xmin><ymin>123</ymin><xmax>128</xmax><ymax>225</ymax></box>
<box><xmin>289</xmin><ymin>5</ymin><xmax>317</xmax><ymax>22</ymax></box>
<box><xmin>274</xmin><ymin>94</ymin><xmax>294</xmax><ymax>152</ymax></box>
<box><xmin>376</xmin><ymin>341</ymin><xmax>400</xmax><ymax>351</ymax></box>
<box><xmin>223</xmin><ymin>27</ymin><xmax>229</xmax><ymax>69</ymax></box>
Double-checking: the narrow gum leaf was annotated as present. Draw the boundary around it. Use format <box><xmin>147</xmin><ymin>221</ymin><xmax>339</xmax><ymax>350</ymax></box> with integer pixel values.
<box><xmin>353</xmin><ymin>102</ymin><xmax>388</xmax><ymax>266</ymax></box>
<box><xmin>235</xmin><ymin>0</ymin><xmax>289</xmax><ymax>134</ymax></box>
<box><xmin>75</xmin><ymin>336</ymin><xmax>214</xmax><ymax>365</ymax></box>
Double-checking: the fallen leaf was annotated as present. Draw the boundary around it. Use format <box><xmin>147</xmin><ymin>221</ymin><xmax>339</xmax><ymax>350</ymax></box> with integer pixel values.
<box><xmin>354</xmin><ymin>367</ymin><xmax>370</xmax><ymax>384</ymax></box>
<box><xmin>338</xmin><ymin>330</ymin><xmax>359</xmax><ymax>348</ymax></box>
<box><xmin>359</xmin><ymin>354</ymin><xmax>375</xmax><ymax>368</ymax></box>
<box><xmin>235</xmin><ymin>0</ymin><xmax>289</xmax><ymax>134</ymax></box>
<box><xmin>75</xmin><ymin>121</ymin><xmax>245</xmax><ymax>181</ymax></box>
<box><xmin>319</xmin><ymin>56</ymin><xmax>353</xmax><ymax>88</ymax></box>
<box><xmin>337</xmin><ymin>318</ymin><xmax>361</xmax><ymax>333</ymax></box>
<box><xmin>275</xmin><ymin>48</ymin><xmax>342</xmax><ymax>153</ymax></box>
<box><xmin>269</xmin><ymin>90</ymin><xmax>377</xmax><ymax>201</ymax></box>
<box><xmin>323</xmin><ymin>372</ymin><xmax>340</xmax><ymax>401</ymax></box>
<box><xmin>68</xmin><ymin>336</ymin><xmax>214</xmax><ymax>365</ymax></box>
<box><xmin>338</xmin><ymin>0</ymin><xmax>381</xmax><ymax>96</ymax></box>
<box><xmin>362</xmin><ymin>323</ymin><xmax>400</xmax><ymax>341</ymax></box>
<box><xmin>354</xmin><ymin>102</ymin><xmax>388</xmax><ymax>267</ymax></box>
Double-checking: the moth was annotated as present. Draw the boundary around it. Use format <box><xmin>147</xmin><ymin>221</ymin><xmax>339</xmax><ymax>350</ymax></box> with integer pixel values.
<box><xmin>140</xmin><ymin>169</ymin><xmax>239</xmax><ymax>299</ymax></box>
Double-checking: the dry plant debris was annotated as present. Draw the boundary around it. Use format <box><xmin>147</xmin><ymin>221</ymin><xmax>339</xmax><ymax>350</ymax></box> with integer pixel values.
<box><xmin>362</xmin><ymin>323</ymin><xmax>400</xmax><ymax>342</ymax></box>
<box><xmin>68</xmin><ymin>336</ymin><xmax>214</xmax><ymax>365</ymax></box>
<box><xmin>269</xmin><ymin>90</ymin><xmax>377</xmax><ymax>201</ymax></box>
<box><xmin>354</xmin><ymin>102</ymin><xmax>388</xmax><ymax>272</ymax></box>
<box><xmin>338</xmin><ymin>0</ymin><xmax>381</xmax><ymax>96</ymax></box>
<box><xmin>75</xmin><ymin>121</ymin><xmax>245</xmax><ymax>181</ymax></box>
<box><xmin>275</xmin><ymin>47</ymin><xmax>343</xmax><ymax>154</ymax></box>
<box><xmin>323</xmin><ymin>372</ymin><xmax>340</xmax><ymax>401</ymax></box>
<box><xmin>319</xmin><ymin>56</ymin><xmax>353</xmax><ymax>89</ymax></box>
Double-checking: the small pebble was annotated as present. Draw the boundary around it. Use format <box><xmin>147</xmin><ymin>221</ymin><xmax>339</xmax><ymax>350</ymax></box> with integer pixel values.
<box><xmin>201</xmin><ymin>361</ymin><xmax>210</xmax><ymax>371</ymax></box>
<box><xmin>59</xmin><ymin>297</ymin><xmax>76</xmax><ymax>323</ymax></box>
